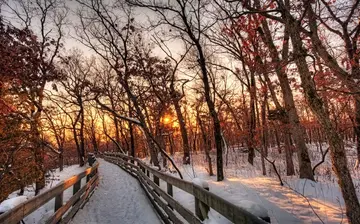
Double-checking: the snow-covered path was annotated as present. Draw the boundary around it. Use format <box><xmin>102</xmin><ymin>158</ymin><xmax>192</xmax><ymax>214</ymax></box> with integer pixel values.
<box><xmin>70</xmin><ymin>159</ymin><xmax>161</xmax><ymax>224</ymax></box>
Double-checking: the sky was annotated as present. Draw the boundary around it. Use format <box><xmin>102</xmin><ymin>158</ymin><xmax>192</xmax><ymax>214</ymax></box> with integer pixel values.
<box><xmin>0</xmin><ymin>0</ymin><xmax>298</xmax><ymax>108</ymax></box>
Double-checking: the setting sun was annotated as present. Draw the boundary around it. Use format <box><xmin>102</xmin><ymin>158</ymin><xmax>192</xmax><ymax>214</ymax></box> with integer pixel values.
<box><xmin>162</xmin><ymin>116</ymin><xmax>171</xmax><ymax>124</ymax></box>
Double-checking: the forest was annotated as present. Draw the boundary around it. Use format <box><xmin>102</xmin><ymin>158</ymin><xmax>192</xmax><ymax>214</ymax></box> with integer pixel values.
<box><xmin>0</xmin><ymin>0</ymin><xmax>360</xmax><ymax>223</ymax></box>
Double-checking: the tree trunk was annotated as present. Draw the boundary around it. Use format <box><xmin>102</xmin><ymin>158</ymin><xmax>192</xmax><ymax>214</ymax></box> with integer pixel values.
<box><xmin>79</xmin><ymin>103</ymin><xmax>85</xmax><ymax>167</ymax></box>
<box><xmin>259</xmin><ymin>20</ymin><xmax>314</xmax><ymax>180</ymax></box>
<box><xmin>284</xmin><ymin>131</ymin><xmax>295</xmax><ymax>176</ymax></box>
<box><xmin>35</xmin><ymin>146</ymin><xmax>45</xmax><ymax>195</ymax></box>
<box><xmin>274</xmin><ymin>124</ymin><xmax>282</xmax><ymax>153</ymax></box>
<box><xmin>91</xmin><ymin>131</ymin><xmax>99</xmax><ymax>154</ymax></box>
<box><xmin>32</xmin><ymin>114</ymin><xmax>45</xmax><ymax>195</ymax></box>
<box><xmin>290</xmin><ymin>21</ymin><xmax>360</xmax><ymax>223</ymax></box>
<box><xmin>172</xmin><ymin>97</ymin><xmax>191</xmax><ymax>164</ymax></box>
<box><xmin>123</xmin><ymin>81</ymin><xmax>160</xmax><ymax>166</ymax></box>
<box><xmin>355</xmin><ymin>99</ymin><xmax>360</xmax><ymax>164</ymax></box>
<box><xmin>169</xmin><ymin>135</ymin><xmax>174</xmax><ymax>155</ymax></box>
<box><xmin>196</xmin><ymin>44</ymin><xmax>224</xmax><ymax>181</ymax></box>
<box><xmin>59</xmin><ymin>150</ymin><xmax>64</xmax><ymax>172</ymax></box>
<box><xmin>248</xmin><ymin>71</ymin><xmax>256</xmax><ymax>165</ymax></box>
<box><xmin>261</xmin><ymin>93</ymin><xmax>268</xmax><ymax>175</ymax></box>
<box><xmin>197</xmin><ymin>113</ymin><xmax>214</xmax><ymax>176</ymax></box>
<box><xmin>129</xmin><ymin>101</ymin><xmax>135</xmax><ymax>158</ymax></box>
<box><xmin>114</xmin><ymin>118</ymin><xmax>121</xmax><ymax>145</ymax></box>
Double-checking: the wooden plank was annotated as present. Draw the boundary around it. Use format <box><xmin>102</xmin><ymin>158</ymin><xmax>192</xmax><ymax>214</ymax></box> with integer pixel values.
<box><xmin>136</xmin><ymin>161</ymin><xmax>193</xmax><ymax>194</ymax></box>
<box><xmin>73</xmin><ymin>180</ymin><xmax>81</xmax><ymax>195</ymax></box>
<box><xmin>46</xmin><ymin>175</ymin><xmax>98</xmax><ymax>224</ymax></box>
<box><xmin>106</xmin><ymin>156</ymin><xmax>138</xmax><ymax>170</ymax></box>
<box><xmin>137</xmin><ymin>179</ymin><xmax>171</xmax><ymax>224</ymax></box>
<box><xmin>167</xmin><ymin>183</ymin><xmax>174</xmax><ymax>210</ymax></box>
<box><xmin>192</xmin><ymin>184</ymin><xmax>267</xmax><ymax>224</ymax></box>
<box><xmin>109</xmin><ymin>159</ymin><xmax>138</xmax><ymax>179</ymax></box>
<box><xmin>138</xmin><ymin>171</ymin><xmax>201</xmax><ymax>224</ymax></box>
<box><xmin>105</xmin><ymin>154</ymin><xmax>268</xmax><ymax>223</ymax></box>
<box><xmin>54</xmin><ymin>193</ymin><xmax>63</xmax><ymax>212</ymax></box>
<box><xmin>0</xmin><ymin>162</ymin><xmax>99</xmax><ymax>224</ymax></box>
<box><xmin>59</xmin><ymin>175</ymin><xmax>99</xmax><ymax>224</ymax></box>
<box><xmin>105</xmin><ymin>156</ymin><xmax>181</xmax><ymax>224</ymax></box>
<box><xmin>194</xmin><ymin>186</ymin><xmax>209</xmax><ymax>221</ymax></box>
<box><xmin>167</xmin><ymin>183</ymin><xmax>173</xmax><ymax>197</ymax></box>
<box><xmin>154</xmin><ymin>175</ymin><xmax>160</xmax><ymax>186</ymax></box>
<box><xmin>137</xmin><ymin>174</ymin><xmax>183</xmax><ymax>224</ymax></box>
<box><xmin>0</xmin><ymin>181</ymin><xmax>66</xmax><ymax>224</ymax></box>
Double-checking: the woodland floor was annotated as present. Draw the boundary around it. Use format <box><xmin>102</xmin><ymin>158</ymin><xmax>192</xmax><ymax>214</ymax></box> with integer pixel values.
<box><xmin>151</xmin><ymin>142</ymin><xmax>357</xmax><ymax>224</ymax></box>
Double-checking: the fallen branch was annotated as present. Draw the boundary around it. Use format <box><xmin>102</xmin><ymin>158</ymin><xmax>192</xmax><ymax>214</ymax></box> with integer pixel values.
<box><xmin>104</xmin><ymin>132</ymin><xmax>126</xmax><ymax>154</ymax></box>
<box><xmin>147</xmin><ymin>133</ymin><xmax>184</xmax><ymax>179</ymax></box>
<box><xmin>312</xmin><ymin>147</ymin><xmax>330</xmax><ymax>175</ymax></box>
<box><xmin>254</xmin><ymin>147</ymin><xmax>283</xmax><ymax>186</ymax></box>
<box><xmin>285</xmin><ymin>180</ymin><xmax>325</xmax><ymax>224</ymax></box>
<box><xmin>95</xmin><ymin>98</ymin><xmax>142</xmax><ymax>125</ymax></box>
<box><xmin>42</xmin><ymin>141</ymin><xmax>61</xmax><ymax>155</ymax></box>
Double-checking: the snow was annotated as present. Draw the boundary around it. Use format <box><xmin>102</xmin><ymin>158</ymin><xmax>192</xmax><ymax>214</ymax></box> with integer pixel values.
<box><xmin>0</xmin><ymin>196</ymin><xmax>28</xmax><ymax>213</ymax></box>
<box><xmin>4</xmin><ymin>140</ymin><xmax>354</xmax><ymax>224</ymax></box>
<box><xmin>192</xmin><ymin>177</ymin><xmax>209</xmax><ymax>189</ymax></box>
<box><xmin>70</xmin><ymin>158</ymin><xmax>161</xmax><ymax>224</ymax></box>
<box><xmin>150</xmin><ymin>142</ymin><xmax>358</xmax><ymax>224</ymax></box>
<box><xmin>2</xmin><ymin>164</ymin><xmax>87</xmax><ymax>224</ymax></box>
<box><xmin>237</xmin><ymin>200</ymin><xmax>268</xmax><ymax>219</ymax></box>
<box><xmin>192</xmin><ymin>178</ymin><xmax>268</xmax><ymax>220</ymax></box>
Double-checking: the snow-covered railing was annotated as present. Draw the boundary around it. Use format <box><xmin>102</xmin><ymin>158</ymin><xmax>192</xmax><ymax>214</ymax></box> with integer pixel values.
<box><xmin>0</xmin><ymin>162</ymin><xmax>99</xmax><ymax>224</ymax></box>
<box><xmin>104</xmin><ymin>152</ymin><xmax>269</xmax><ymax>224</ymax></box>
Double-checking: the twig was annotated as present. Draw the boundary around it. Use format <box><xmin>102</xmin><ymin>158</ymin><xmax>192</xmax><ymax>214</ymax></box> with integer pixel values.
<box><xmin>254</xmin><ymin>148</ymin><xmax>283</xmax><ymax>186</ymax></box>
<box><xmin>312</xmin><ymin>147</ymin><xmax>330</xmax><ymax>175</ymax></box>
<box><xmin>285</xmin><ymin>181</ymin><xmax>325</xmax><ymax>224</ymax></box>
<box><xmin>336</xmin><ymin>197</ymin><xmax>344</xmax><ymax>224</ymax></box>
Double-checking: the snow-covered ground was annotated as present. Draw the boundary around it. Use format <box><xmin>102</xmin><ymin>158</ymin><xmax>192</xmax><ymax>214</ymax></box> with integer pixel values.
<box><xmin>71</xmin><ymin>158</ymin><xmax>161</xmax><ymax>224</ymax></box>
<box><xmin>148</xmin><ymin>142</ymin><xmax>358</xmax><ymax>224</ymax></box>
<box><xmin>0</xmin><ymin>164</ymin><xmax>87</xmax><ymax>223</ymax></box>
<box><xmin>172</xmin><ymin>165</ymin><xmax>345</xmax><ymax>224</ymax></box>
<box><xmin>3</xmin><ymin>141</ymin><xmax>353</xmax><ymax>224</ymax></box>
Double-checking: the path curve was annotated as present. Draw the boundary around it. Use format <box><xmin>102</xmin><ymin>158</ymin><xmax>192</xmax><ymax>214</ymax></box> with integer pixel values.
<box><xmin>70</xmin><ymin>159</ymin><xmax>161</xmax><ymax>224</ymax></box>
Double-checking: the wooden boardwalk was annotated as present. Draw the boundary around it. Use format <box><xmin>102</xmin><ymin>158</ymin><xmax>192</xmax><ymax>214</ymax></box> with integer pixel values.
<box><xmin>70</xmin><ymin>159</ymin><xmax>161</xmax><ymax>224</ymax></box>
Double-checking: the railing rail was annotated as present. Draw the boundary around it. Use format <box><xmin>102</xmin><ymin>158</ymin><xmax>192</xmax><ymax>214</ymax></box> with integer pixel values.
<box><xmin>104</xmin><ymin>152</ymin><xmax>269</xmax><ymax>224</ymax></box>
<box><xmin>0</xmin><ymin>162</ymin><xmax>99</xmax><ymax>224</ymax></box>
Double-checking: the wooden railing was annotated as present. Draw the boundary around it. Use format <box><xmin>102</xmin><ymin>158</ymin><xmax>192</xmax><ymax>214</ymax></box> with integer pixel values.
<box><xmin>0</xmin><ymin>162</ymin><xmax>99</xmax><ymax>224</ymax></box>
<box><xmin>104</xmin><ymin>152</ymin><xmax>269</xmax><ymax>224</ymax></box>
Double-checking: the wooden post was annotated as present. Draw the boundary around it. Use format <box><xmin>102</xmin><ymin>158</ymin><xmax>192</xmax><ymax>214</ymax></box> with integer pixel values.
<box><xmin>167</xmin><ymin>183</ymin><xmax>173</xmax><ymax>210</ymax></box>
<box><xmin>54</xmin><ymin>192</ymin><xmax>63</xmax><ymax>212</ymax></box>
<box><xmin>87</xmin><ymin>167</ymin><xmax>96</xmax><ymax>183</ymax></box>
<box><xmin>154</xmin><ymin>175</ymin><xmax>159</xmax><ymax>186</ymax></box>
<box><xmin>194</xmin><ymin>185</ymin><xmax>210</xmax><ymax>221</ymax></box>
<box><xmin>153</xmin><ymin>175</ymin><xmax>160</xmax><ymax>196</ymax></box>
<box><xmin>73</xmin><ymin>180</ymin><xmax>81</xmax><ymax>195</ymax></box>
<box><xmin>73</xmin><ymin>179</ymin><xmax>81</xmax><ymax>205</ymax></box>
<box><xmin>167</xmin><ymin>183</ymin><xmax>173</xmax><ymax>196</ymax></box>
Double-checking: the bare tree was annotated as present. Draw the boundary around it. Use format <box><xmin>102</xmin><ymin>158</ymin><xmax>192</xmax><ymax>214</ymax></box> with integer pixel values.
<box><xmin>128</xmin><ymin>0</ymin><xmax>225</xmax><ymax>181</ymax></box>
<box><xmin>56</xmin><ymin>50</ymin><xmax>93</xmax><ymax>166</ymax></box>
<box><xmin>42</xmin><ymin>105</ymin><xmax>67</xmax><ymax>171</ymax></box>
<box><xmin>152</xmin><ymin>34</ymin><xmax>192</xmax><ymax>164</ymax></box>
<box><xmin>75</xmin><ymin>0</ymin><xmax>183</xmax><ymax>177</ymax></box>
